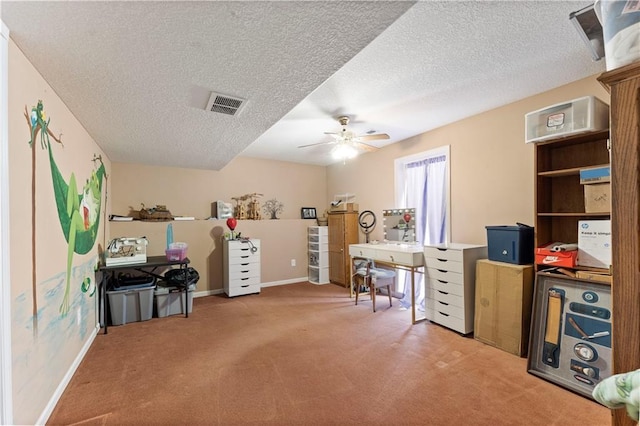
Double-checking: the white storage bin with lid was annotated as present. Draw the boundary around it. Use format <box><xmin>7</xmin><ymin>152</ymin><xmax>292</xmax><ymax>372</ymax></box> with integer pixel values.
<box><xmin>525</xmin><ymin>96</ymin><xmax>609</xmax><ymax>144</ymax></box>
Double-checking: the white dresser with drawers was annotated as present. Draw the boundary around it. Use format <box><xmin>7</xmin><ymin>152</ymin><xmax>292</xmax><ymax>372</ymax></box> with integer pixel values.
<box><xmin>423</xmin><ymin>243</ymin><xmax>487</xmax><ymax>334</ymax></box>
<box><xmin>223</xmin><ymin>239</ymin><xmax>261</xmax><ymax>297</ymax></box>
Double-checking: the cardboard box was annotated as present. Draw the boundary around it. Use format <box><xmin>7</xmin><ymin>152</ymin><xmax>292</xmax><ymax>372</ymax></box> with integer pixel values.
<box><xmin>575</xmin><ymin>270</ymin><xmax>612</xmax><ymax>284</ymax></box>
<box><xmin>583</xmin><ymin>182</ymin><xmax>611</xmax><ymax>213</ymax></box>
<box><xmin>474</xmin><ymin>259</ymin><xmax>534</xmax><ymax>357</ymax></box>
<box><xmin>535</xmin><ymin>243</ymin><xmax>578</xmax><ymax>268</ymax></box>
<box><xmin>580</xmin><ymin>166</ymin><xmax>611</xmax><ymax>213</ymax></box>
<box><xmin>329</xmin><ymin>202</ymin><xmax>358</xmax><ymax>212</ymax></box>
<box><xmin>578</xmin><ymin>220</ymin><xmax>611</xmax><ymax>269</ymax></box>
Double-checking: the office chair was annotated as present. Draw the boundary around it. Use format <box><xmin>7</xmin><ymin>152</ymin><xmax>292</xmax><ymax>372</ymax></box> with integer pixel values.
<box><xmin>353</xmin><ymin>259</ymin><xmax>395</xmax><ymax>312</ymax></box>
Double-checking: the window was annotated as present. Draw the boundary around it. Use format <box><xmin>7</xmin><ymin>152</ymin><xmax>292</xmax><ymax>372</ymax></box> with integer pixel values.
<box><xmin>394</xmin><ymin>146</ymin><xmax>450</xmax><ymax>308</ymax></box>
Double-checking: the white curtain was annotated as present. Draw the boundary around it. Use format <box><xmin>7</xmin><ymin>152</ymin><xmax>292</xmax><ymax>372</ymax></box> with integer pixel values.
<box><xmin>399</xmin><ymin>154</ymin><xmax>448</xmax><ymax>309</ymax></box>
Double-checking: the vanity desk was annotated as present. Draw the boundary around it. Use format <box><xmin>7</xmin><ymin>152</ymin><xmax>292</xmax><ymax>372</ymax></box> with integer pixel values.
<box><xmin>349</xmin><ymin>242</ymin><xmax>425</xmax><ymax>324</ymax></box>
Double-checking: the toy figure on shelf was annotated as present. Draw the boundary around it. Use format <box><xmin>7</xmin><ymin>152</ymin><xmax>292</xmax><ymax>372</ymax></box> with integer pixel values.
<box><xmin>231</xmin><ymin>195</ymin><xmax>248</xmax><ymax>220</ymax></box>
<box><xmin>247</xmin><ymin>193</ymin><xmax>263</xmax><ymax>220</ymax></box>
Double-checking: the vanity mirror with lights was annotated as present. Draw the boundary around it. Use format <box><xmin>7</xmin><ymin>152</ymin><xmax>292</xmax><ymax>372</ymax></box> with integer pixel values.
<box><xmin>382</xmin><ymin>208</ymin><xmax>416</xmax><ymax>243</ymax></box>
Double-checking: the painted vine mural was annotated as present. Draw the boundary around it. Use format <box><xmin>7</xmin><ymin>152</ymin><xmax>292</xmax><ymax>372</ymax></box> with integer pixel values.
<box><xmin>24</xmin><ymin>100</ymin><xmax>106</xmax><ymax>328</ymax></box>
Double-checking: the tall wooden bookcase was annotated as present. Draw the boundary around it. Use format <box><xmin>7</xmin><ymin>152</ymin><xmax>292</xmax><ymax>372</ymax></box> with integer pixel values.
<box><xmin>598</xmin><ymin>62</ymin><xmax>640</xmax><ymax>426</ymax></box>
<box><xmin>327</xmin><ymin>211</ymin><xmax>358</xmax><ymax>287</ymax></box>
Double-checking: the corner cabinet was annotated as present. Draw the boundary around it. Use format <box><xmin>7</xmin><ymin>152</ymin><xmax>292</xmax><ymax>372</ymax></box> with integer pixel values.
<box><xmin>598</xmin><ymin>62</ymin><xmax>640</xmax><ymax>426</ymax></box>
<box><xmin>308</xmin><ymin>226</ymin><xmax>329</xmax><ymax>284</ymax></box>
<box><xmin>328</xmin><ymin>212</ymin><xmax>359</xmax><ymax>287</ymax></box>
<box><xmin>223</xmin><ymin>239</ymin><xmax>261</xmax><ymax>297</ymax></box>
<box><xmin>534</xmin><ymin>129</ymin><xmax>610</xmax><ymax>273</ymax></box>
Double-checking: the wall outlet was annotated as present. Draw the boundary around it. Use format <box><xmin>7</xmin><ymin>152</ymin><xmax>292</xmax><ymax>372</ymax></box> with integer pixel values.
<box><xmin>291</xmin><ymin>259</ymin><xmax>296</xmax><ymax>267</ymax></box>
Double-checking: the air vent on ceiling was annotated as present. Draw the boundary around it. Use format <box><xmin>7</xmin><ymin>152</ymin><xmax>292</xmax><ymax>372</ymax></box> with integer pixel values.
<box><xmin>206</xmin><ymin>92</ymin><xmax>246</xmax><ymax>116</ymax></box>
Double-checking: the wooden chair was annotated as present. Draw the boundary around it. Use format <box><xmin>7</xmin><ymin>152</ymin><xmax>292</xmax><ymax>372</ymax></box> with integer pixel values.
<box><xmin>353</xmin><ymin>259</ymin><xmax>395</xmax><ymax>312</ymax></box>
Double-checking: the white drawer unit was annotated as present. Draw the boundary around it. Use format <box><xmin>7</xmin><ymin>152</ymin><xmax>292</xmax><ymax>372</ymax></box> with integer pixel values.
<box><xmin>223</xmin><ymin>239</ymin><xmax>261</xmax><ymax>297</ymax></box>
<box><xmin>308</xmin><ymin>226</ymin><xmax>329</xmax><ymax>284</ymax></box>
<box><xmin>424</xmin><ymin>243</ymin><xmax>487</xmax><ymax>334</ymax></box>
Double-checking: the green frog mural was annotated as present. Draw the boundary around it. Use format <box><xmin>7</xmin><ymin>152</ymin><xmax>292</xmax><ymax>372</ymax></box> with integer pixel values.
<box><xmin>25</xmin><ymin>100</ymin><xmax>106</xmax><ymax>317</ymax></box>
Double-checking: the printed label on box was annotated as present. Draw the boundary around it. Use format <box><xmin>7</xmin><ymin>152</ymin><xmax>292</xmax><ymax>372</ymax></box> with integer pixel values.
<box><xmin>547</xmin><ymin>112</ymin><xmax>565</xmax><ymax>128</ymax></box>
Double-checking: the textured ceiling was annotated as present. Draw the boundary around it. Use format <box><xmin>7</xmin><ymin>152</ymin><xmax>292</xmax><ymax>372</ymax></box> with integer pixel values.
<box><xmin>2</xmin><ymin>1</ymin><xmax>605</xmax><ymax>169</ymax></box>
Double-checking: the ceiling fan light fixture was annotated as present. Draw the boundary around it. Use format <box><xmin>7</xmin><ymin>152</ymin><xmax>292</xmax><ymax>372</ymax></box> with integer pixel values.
<box><xmin>331</xmin><ymin>143</ymin><xmax>359</xmax><ymax>161</ymax></box>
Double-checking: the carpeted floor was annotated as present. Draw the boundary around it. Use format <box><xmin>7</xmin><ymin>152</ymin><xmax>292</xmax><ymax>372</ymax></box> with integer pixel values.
<box><xmin>46</xmin><ymin>282</ymin><xmax>610</xmax><ymax>425</ymax></box>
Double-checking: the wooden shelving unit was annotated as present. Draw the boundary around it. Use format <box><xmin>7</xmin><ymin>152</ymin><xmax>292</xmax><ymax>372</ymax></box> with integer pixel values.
<box><xmin>534</xmin><ymin>129</ymin><xmax>610</xmax><ymax>274</ymax></box>
<box><xmin>598</xmin><ymin>61</ymin><xmax>640</xmax><ymax>426</ymax></box>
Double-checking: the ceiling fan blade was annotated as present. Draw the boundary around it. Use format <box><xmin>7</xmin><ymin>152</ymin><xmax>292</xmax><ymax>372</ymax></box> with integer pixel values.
<box><xmin>357</xmin><ymin>133</ymin><xmax>390</xmax><ymax>142</ymax></box>
<box><xmin>297</xmin><ymin>141</ymin><xmax>336</xmax><ymax>149</ymax></box>
<box><xmin>354</xmin><ymin>141</ymin><xmax>379</xmax><ymax>152</ymax></box>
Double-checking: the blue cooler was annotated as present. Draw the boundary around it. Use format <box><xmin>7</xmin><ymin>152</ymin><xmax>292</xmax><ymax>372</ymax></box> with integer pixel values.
<box><xmin>485</xmin><ymin>224</ymin><xmax>534</xmax><ymax>265</ymax></box>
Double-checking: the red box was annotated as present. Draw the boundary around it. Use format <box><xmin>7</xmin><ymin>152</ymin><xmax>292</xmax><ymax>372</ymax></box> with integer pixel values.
<box><xmin>535</xmin><ymin>244</ymin><xmax>577</xmax><ymax>267</ymax></box>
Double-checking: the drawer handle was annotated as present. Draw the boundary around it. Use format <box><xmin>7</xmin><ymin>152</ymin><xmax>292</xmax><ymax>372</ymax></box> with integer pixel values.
<box><xmin>241</xmin><ymin>270</ymin><xmax>249</xmax><ymax>273</ymax></box>
<box><xmin>241</xmin><ymin>255</ymin><xmax>249</xmax><ymax>259</ymax></box>
<box><xmin>437</xmin><ymin>258</ymin><xmax>447</xmax><ymax>262</ymax></box>
<box><xmin>437</xmin><ymin>248</ymin><xmax>447</xmax><ymax>252</ymax></box>
<box><xmin>240</xmin><ymin>278</ymin><xmax>249</xmax><ymax>281</ymax></box>
<box><xmin>240</xmin><ymin>248</ymin><xmax>249</xmax><ymax>252</ymax></box>
<box><xmin>437</xmin><ymin>269</ymin><xmax>447</xmax><ymax>273</ymax></box>
<box><xmin>437</xmin><ymin>290</ymin><xmax>449</xmax><ymax>295</ymax></box>
<box><xmin>390</xmin><ymin>255</ymin><xmax>395</xmax><ymax>262</ymax></box>
<box><xmin>240</xmin><ymin>263</ymin><xmax>249</xmax><ymax>266</ymax></box>
<box><xmin>439</xmin><ymin>311</ymin><xmax>450</xmax><ymax>317</ymax></box>
<box><xmin>438</xmin><ymin>301</ymin><xmax>449</xmax><ymax>306</ymax></box>
<box><xmin>437</xmin><ymin>279</ymin><xmax>448</xmax><ymax>284</ymax></box>
<box><xmin>241</xmin><ymin>285</ymin><xmax>249</xmax><ymax>288</ymax></box>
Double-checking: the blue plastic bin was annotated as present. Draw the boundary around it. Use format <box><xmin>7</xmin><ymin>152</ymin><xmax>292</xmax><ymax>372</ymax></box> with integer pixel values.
<box><xmin>485</xmin><ymin>224</ymin><xmax>534</xmax><ymax>265</ymax></box>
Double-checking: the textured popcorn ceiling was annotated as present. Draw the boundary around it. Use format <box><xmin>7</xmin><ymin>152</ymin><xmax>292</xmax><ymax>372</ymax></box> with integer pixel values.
<box><xmin>2</xmin><ymin>1</ymin><xmax>605</xmax><ymax>169</ymax></box>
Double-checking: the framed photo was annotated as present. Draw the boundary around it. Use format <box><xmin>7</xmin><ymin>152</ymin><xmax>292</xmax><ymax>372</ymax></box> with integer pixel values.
<box><xmin>527</xmin><ymin>273</ymin><xmax>612</xmax><ymax>400</ymax></box>
<box><xmin>301</xmin><ymin>207</ymin><xmax>317</xmax><ymax>219</ymax></box>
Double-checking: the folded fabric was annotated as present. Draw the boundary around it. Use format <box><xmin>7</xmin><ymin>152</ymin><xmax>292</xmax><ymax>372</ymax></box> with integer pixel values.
<box><xmin>592</xmin><ymin>369</ymin><xmax>640</xmax><ymax>422</ymax></box>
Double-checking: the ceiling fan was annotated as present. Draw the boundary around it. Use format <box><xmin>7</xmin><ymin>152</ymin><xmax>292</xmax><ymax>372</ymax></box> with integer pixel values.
<box><xmin>297</xmin><ymin>116</ymin><xmax>390</xmax><ymax>159</ymax></box>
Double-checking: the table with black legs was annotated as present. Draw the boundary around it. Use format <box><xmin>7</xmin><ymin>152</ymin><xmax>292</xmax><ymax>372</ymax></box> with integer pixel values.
<box><xmin>98</xmin><ymin>256</ymin><xmax>191</xmax><ymax>334</ymax></box>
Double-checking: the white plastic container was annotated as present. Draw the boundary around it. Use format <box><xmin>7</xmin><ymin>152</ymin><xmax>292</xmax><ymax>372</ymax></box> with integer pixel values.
<box><xmin>595</xmin><ymin>0</ymin><xmax>640</xmax><ymax>71</ymax></box>
<box><xmin>525</xmin><ymin>96</ymin><xmax>609</xmax><ymax>144</ymax></box>
<box><xmin>107</xmin><ymin>286</ymin><xmax>154</xmax><ymax>325</ymax></box>
<box><xmin>154</xmin><ymin>282</ymin><xmax>195</xmax><ymax>317</ymax></box>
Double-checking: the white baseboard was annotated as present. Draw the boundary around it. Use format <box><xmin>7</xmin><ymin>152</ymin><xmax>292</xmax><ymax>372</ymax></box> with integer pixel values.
<box><xmin>192</xmin><ymin>278</ymin><xmax>308</xmax><ymax>298</ymax></box>
<box><xmin>260</xmin><ymin>277</ymin><xmax>308</xmax><ymax>288</ymax></box>
<box><xmin>36</xmin><ymin>322</ymin><xmax>100</xmax><ymax>425</ymax></box>
<box><xmin>192</xmin><ymin>288</ymin><xmax>224</xmax><ymax>298</ymax></box>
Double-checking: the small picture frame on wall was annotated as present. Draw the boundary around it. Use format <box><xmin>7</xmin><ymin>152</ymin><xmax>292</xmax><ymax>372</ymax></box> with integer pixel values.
<box><xmin>301</xmin><ymin>207</ymin><xmax>317</xmax><ymax>219</ymax></box>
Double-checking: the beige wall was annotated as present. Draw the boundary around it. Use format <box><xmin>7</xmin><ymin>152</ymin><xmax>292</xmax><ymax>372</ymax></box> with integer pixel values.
<box><xmin>110</xmin><ymin>76</ymin><xmax>610</xmax><ymax>294</ymax></box>
<box><xmin>8</xmin><ymin>40</ymin><xmax>111</xmax><ymax>424</ymax></box>
<box><xmin>109</xmin><ymin>159</ymin><xmax>328</xmax><ymax>292</ymax></box>
<box><xmin>327</xmin><ymin>75</ymin><xmax>610</xmax><ymax>245</ymax></box>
